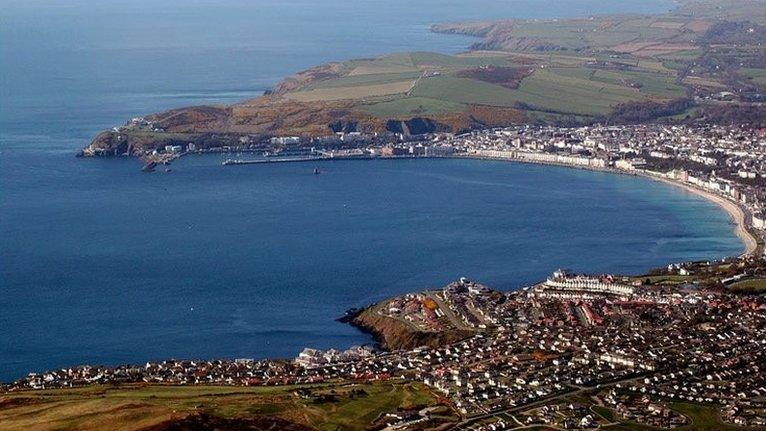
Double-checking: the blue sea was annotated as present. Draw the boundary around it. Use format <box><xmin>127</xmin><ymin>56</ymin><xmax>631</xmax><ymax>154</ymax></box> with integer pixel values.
<box><xmin>0</xmin><ymin>0</ymin><xmax>742</xmax><ymax>381</ymax></box>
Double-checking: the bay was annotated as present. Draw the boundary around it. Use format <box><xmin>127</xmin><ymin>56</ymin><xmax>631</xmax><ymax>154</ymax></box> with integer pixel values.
<box><xmin>1</xmin><ymin>0</ymin><xmax>742</xmax><ymax>381</ymax></box>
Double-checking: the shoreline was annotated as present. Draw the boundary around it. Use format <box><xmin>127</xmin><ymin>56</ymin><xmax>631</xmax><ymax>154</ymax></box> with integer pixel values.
<box><xmin>6</xmin><ymin>152</ymin><xmax>757</xmax><ymax>384</ymax></box>
<box><xmin>644</xmin><ymin>174</ymin><xmax>759</xmax><ymax>257</ymax></box>
<box><xmin>219</xmin><ymin>151</ymin><xmax>759</xmax><ymax>258</ymax></box>
<box><xmin>452</xmin><ymin>154</ymin><xmax>761</xmax><ymax>258</ymax></box>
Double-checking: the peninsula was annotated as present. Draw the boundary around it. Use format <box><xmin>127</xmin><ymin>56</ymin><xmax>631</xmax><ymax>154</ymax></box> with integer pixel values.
<box><xmin>81</xmin><ymin>0</ymin><xmax>766</xmax><ymax>159</ymax></box>
<box><xmin>75</xmin><ymin>0</ymin><xmax>766</xmax><ymax>249</ymax></box>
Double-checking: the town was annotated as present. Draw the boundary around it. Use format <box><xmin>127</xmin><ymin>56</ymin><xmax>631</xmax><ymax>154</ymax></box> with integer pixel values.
<box><xmin>19</xmin><ymin>124</ymin><xmax>766</xmax><ymax>430</ymax></box>
<box><xmin>5</xmin><ymin>261</ymin><xmax>766</xmax><ymax>429</ymax></box>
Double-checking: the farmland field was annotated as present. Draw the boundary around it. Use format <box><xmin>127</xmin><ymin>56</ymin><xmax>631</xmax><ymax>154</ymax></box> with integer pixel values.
<box><xmin>0</xmin><ymin>382</ymin><xmax>442</xmax><ymax>431</ymax></box>
<box><xmin>278</xmin><ymin>48</ymin><xmax>690</xmax><ymax>119</ymax></box>
<box><xmin>362</xmin><ymin>96</ymin><xmax>466</xmax><ymax>117</ymax></box>
<box><xmin>286</xmin><ymin>80</ymin><xmax>416</xmax><ymax>102</ymax></box>
<box><xmin>410</xmin><ymin>76</ymin><xmax>521</xmax><ymax>108</ymax></box>
<box><xmin>303</xmin><ymin>71</ymin><xmax>424</xmax><ymax>90</ymax></box>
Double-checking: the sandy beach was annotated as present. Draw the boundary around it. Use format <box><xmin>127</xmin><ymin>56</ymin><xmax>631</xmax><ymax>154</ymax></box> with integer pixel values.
<box><xmin>459</xmin><ymin>154</ymin><xmax>760</xmax><ymax>257</ymax></box>
<box><xmin>640</xmin><ymin>175</ymin><xmax>759</xmax><ymax>257</ymax></box>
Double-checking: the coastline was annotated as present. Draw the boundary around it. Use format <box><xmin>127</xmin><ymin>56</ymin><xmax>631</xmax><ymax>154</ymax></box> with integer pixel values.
<box><xmin>646</xmin><ymin>174</ymin><xmax>759</xmax><ymax>257</ymax></box>
<box><xmin>4</xmin><ymin>152</ymin><xmax>757</xmax><ymax>384</ymax></box>
<box><xmin>216</xmin><ymin>151</ymin><xmax>760</xmax><ymax>258</ymax></box>
<box><xmin>386</xmin><ymin>153</ymin><xmax>762</xmax><ymax>258</ymax></box>
<box><xmin>451</xmin><ymin>153</ymin><xmax>760</xmax><ymax>258</ymax></box>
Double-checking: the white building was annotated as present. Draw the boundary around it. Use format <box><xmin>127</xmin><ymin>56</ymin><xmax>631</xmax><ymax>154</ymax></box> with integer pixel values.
<box><xmin>541</xmin><ymin>270</ymin><xmax>634</xmax><ymax>297</ymax></box>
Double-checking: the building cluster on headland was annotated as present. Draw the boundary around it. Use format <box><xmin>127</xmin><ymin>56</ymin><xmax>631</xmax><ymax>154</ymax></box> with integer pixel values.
<box><xmin>6</xmin><ymin>264</ymin><xmax>766</xmax><ymax>429</ymax></box>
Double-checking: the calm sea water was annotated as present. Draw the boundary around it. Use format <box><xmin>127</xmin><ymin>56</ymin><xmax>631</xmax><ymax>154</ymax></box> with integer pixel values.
<box><xmin>1</xmin><ymin>0</ymin><xmax>742</xmax><ymax>381</ymax></box>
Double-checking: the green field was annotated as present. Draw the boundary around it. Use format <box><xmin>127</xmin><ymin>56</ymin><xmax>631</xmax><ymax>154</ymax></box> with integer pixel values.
<box><xmin>637</xmin><ymin>275</ymin><xmax>696</xmax><ymax>285</ymax></box>
<box><xmin>729</xmin><ymin>278</ymin><xmax>766</xmax><ymax>293</ymax></box>
<box><xmin>361</xmin><ymin>96</ymin><xmax>466</xmax><ymax>117</ymax></box>
<box><xmin>599</xmin><ymin>401</ymin><xmax>755</xmax><ymax>431</ymax></box>
<box><xmin>0</xmin><ymin>382</ymin><xmax>443</xmax><ymax>431</ymax></box>
<box><xmin>671</xmin><ymin>402</ymin><xmax>750</xmax><ymax>431</ymax></box>
<box><xmin>287</xmin><ymin>49</ymin><xmax>688</xmax><ymax>119</ymax></box>
<box><xmin>410</xmin><ymin>75</ymin><xmax>521</xmax><ymax>108</ymax></box>
<box><xmin>410</xmin><ymin>51</ymin><xmax>514</xmax><ymax>69</ymax></box>
<box><xmin>741</xmin><ymin>68</ymin><xmax>766</xmax><ymax>88</ymax></box>
<box><xmin>303</xmin><ymin>71</ymin><xmax>423</xmax><ymax>90</ymax></box>
<box><xmin>515</xmin><ymin>68</ymin><xmax>661</xmax><ymax>115</ymax></box>
<box><xmin>408</xmin><ymin>66</ymin><xmax>681</xmax><ymax>116</ymax></box>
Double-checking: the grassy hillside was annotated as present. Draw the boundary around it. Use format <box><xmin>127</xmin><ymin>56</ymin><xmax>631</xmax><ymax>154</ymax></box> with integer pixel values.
<box><xmin>0</xmin><ymin>382</ymin><xmax>445</xmax><ymax>431</ymax></box>
<box><xmin>283</xmin><ymin>52</ymin><xmax>687</xmax><ymax>118</ymax></box>
<box><xmin>3</xmin><ymin>383</ymin><xmax>751</xmax><ymax>430</ymax></box>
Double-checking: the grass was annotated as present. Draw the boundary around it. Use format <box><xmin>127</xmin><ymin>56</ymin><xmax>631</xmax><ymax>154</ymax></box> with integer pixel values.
<box><xmin>592</xmin><ymin>405</ymin><xmax>617</xmax><ymax>422</ymax></box>
<box><xmin>589</xmin><ymin>69</ymin><xmax>685</xmax><ymax>98</ymax></box>
<box><xmin>286</xmin><ymin>80</ymin><xmax>415</xmax><ymax>102</ymax></box>
<box><xmin>511</xmin><ymin>68</ymin><xmax>651</xmax><ymax>115</ymax></box>
<box><xmin>509</xmin><ymin>21</ymin><xmax>594</xmax><ymax>50</ymax></box>
<box><xmin>509</xmin><ymin>51</ymin><xmax>597</xmax><ymax>67</ymax></box>
<box><xmin>729</xmin><ymin>278</ymin><xmax>766</xmax><ymax>293</ymax></box>
<box><xmin>603</xmin><ymin>422</ymin><xmax>664</xmax><ymax>431</ymax></box>
<box><xmin>602</xmin><ymin>402</ymin><xmax>752</xmax><ymax>431</ymax></box>
<box><xmin>277</xmin><ymin>48</ymin><xmax>686</xmax><ymax>118</ymax></box>
<box><xmin>411</xmin><ymin>75</ymin><xmax>522</xmax><ymax>108</ymax></box>
<box><xmin>671</xmin><ymin>402</ymin><xmax>748</xmax><ymax>431</ymax></box>
<box><xmin>0</xmin><ymin>382</ymin><xmax>443</xmax><ymax>431</ymax></box>
<box><xmin>638</xmin><ymin>275</ymin><xmax>696</xmax><ymax>285</ymax></box>
<box><xmin>410</xmin><ymin>52</ymin><xmax>512</xmax><ymax>69</ymax></box>
<box><xmin>496</xmin><ymin>15</ymin><xmax>698</xmax><ymax>52</ymax></box>
<box><xmin>307</xmin><ymin>383</ymin><xmax>437</xmax><ymax>431</ymax></box>
<box><xmin>303</xmin><ymin>71</ymin><xmax>423</xmax><ymax>90</ymax></box>
<box><xmin>658</xmin><ymin>49</ymin><xmax>703</xmax><ymax>61</ymax></box>
<box><xmin>740</xmin><ymin>68</ymin><xmax>766</xmax><ymax>88</ymax></box>
<box><xmin>402</xmin><ymin>65</ymin><xmax>681</xmax><ymax>116</ymax></box>
<box><xmin>362</xmin><ymin>96</ymin><xmax>466</xmax><ymax>117</ymax></box>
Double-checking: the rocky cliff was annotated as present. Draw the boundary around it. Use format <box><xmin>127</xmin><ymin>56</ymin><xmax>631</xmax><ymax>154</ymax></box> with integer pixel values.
<box><xmin>350</xmin><ymin>307</ymin><xmax>472</xmax><ymax>351</ymax></box>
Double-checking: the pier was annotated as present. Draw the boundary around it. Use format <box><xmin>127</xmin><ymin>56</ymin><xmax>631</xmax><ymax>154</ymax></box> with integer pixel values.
<box><xmin>222</xmin><ymin>154</ymin><xmax>386</xmax><ymax>166</ymax></box>
<box><xmin>222</xmin><ymin>156</ymin><xmax>327</xmax><ymax>166</ymax></box>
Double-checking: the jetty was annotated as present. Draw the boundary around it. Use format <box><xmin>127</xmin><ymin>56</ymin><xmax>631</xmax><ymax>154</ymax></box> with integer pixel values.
<box><xmin>223</xmin><ymin>156</ymin><xmax>325</xmax><ymax>166</ymax></box>
<box><xmin>222</xmin><ymin>155</ymin><xmax>376</xmax><ymax>166</ymax></box>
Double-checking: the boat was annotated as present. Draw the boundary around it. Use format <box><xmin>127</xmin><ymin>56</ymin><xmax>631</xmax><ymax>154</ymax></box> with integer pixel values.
<box><xmin>141</xmin><ymin>161</ymin><xmax>157</xmax><ymax>172</ymax></box>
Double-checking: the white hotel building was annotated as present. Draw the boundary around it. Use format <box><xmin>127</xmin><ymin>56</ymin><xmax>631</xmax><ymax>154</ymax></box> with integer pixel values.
<box><xmin>539</xmin><ymin>269</ymin><xmax>635</xmax><ymax>297</ymax></box>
